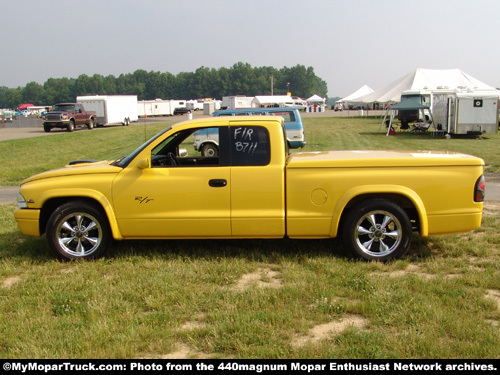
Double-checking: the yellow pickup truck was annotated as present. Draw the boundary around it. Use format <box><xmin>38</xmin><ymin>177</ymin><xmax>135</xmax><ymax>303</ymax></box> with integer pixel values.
<box><xmin>14</xmin><ymin>117</ymin><xmax>485</xmax><ymax>261</ymax></box>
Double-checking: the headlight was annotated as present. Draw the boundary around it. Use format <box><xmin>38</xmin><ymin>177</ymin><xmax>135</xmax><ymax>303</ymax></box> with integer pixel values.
<box><xmin>16</xmin><ymin>193</ymin><xmax>28</xmax><ymax>209</ymax></box>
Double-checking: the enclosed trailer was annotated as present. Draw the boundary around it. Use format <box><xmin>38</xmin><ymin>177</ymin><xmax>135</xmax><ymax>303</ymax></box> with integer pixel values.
<box><xmin>186</xmin><ymin>100</ymin><xmax>205</xmax><ymax>111</ymax></box>
<box><xmin>137</xmin><ymin>99</ymin><xmax>173</xmax><ymax>117</ymax></box>
<box><xmin>450</xmin><ymin>93</ymin><xmax>499</xmax><ymax>135</ymax></box>
<box><xmin>76</xmin><ymin>95</ymin><xmax>138</xmax><ymax>126</ymax></box>
<box><xmin>400</xmin><ymin>90</ymin><xmax>499</xmax><ymax>135</ymax></box>
<box><xmin>221</xmin><ymin>96</ymin><xmax>254</xmax><ymax>109</ymax></box>
<box><xmin>203</xmin><ymin>100</ymin><xmax>221</xmax><ymax>115</ymax></box>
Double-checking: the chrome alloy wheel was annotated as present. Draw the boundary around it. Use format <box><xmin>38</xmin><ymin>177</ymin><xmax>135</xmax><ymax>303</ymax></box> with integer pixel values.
<box><xmin>56</xmin><ymin>212</ymin><xmax>102</xmax><ymax>257</ymax></box>
<box><xmin>354</xmin><ymin>210</ymin><xmax>402</xmax><ymax>258</ymax></box>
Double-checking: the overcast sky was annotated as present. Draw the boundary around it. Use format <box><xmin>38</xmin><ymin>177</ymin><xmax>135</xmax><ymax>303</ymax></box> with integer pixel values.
<box><xmin>1</xmin><ymin>0</ymin><xmax>499</xmax><ymax>97</ymax></box>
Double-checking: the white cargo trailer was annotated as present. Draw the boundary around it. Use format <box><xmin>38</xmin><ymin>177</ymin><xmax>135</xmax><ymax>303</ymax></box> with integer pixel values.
<box><xmin>76</xmin><ymin>95</ymin><xmax>138</xmax><ymax>126</ymax></box>
<box><xmin>203</xmin><ymin>100</ymin><xmax>221</xmax><ymax>115</ymax></box>
<box><xmin>137</xmin><ymin>99</ymin><xmax>173</xmax><ymax>117</ymax></box>
<box><xmin>221</xmin><ymin>96</ymin><xmax>254</xmax><ymax>109</ymax></box>
<box><xmin>451</xmin><ymin>93</ymin><xmax>499</xmax><ymax>135</ymax></box>
<box><xmin>186</xmin><ymin>99</ymin><xmax>205</xmax><ymax>111</ymax></box>
<box><xmin>401</xmin><ymin>90</ymin><xmax>499</xmax><ymax>135</ymax></box>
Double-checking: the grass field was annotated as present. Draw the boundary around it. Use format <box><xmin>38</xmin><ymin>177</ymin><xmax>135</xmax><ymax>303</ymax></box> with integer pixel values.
<box><xmin>1</xmin><ymin>116</ymin><xmax>499</xmax><ymax>359</ymax></box>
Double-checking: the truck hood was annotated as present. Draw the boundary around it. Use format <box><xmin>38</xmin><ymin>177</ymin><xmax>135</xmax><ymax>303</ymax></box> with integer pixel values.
<box><xmin>287</xmin><ymin>150</ymin><xmax>485</xmax><ymax>168</ymax></box>
<box><xmin>21</xmin><ymin>160</ymin><xmax>122</xmax><ymax>184</ymax></box>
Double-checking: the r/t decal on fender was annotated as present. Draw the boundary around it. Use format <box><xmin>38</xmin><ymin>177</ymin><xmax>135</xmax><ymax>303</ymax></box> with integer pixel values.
<box><xmin>135</xmin><ymin>196</ymin><xmax>154</xmax><ymax>204</ymax></box>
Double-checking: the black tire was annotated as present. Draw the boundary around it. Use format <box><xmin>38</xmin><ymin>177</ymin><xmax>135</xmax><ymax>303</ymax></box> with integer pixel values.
<box><xmin>201</xmin><ymin>143</ymin><xmax>219</xmax><ymax>157</ymax></box>
<box><xmin>43</xmin><ymin>124</ymin><xmax>51</xmax><ymax>132</ymax></box>
<box><xmin>67</xmin><ymin>120</ymin><xmax>75</xmax><ymax>132</ymax></box>
<box><xmin>87</xmin><ymin>118</ymin><xmax>94</xmax><ymax>130</ymax></box>
<box><xmin>341</xmin><ymin>199</ymin><xmax>412</xmax><ymax>262</ymax></box>
<box><xmin>46</xmin><ymin>201</ymin><xmax>111</xmax><ymax>260</ymax></box>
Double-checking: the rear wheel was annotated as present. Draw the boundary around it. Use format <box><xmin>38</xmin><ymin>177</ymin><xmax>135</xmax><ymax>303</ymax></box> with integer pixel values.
<box><xmin>87</xmin><ymin>118</ymin><xmax>94</xmax><ymax>129</ymax></box>
<box><xmin>46</xmin><ymin>201</ymin><xmax>111</xmax><ymax>260</ymax></box>
<box><xmin>341</xmin><ymin>199</ymin><xmax>412</xmax><ymax>261</ymax></box>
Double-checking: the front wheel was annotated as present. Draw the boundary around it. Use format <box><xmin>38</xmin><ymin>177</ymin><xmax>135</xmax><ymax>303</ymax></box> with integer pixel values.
<box><xmin>46</xmin><ymin>201</ymin><xmax>111</xmax><ymax>260</ymax></box>
<box><xmin>201</xmin><ymin>143</ymin><xmax>219</xmax><ymax>157</ymax></box>
<box><xmin>341</xmin><ymin>199</ymin><xmax>412</xmax><ymax>262</ymax></box>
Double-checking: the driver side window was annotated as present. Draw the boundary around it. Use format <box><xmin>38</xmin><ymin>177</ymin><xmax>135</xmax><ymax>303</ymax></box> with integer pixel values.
<box><xmin>151</xmin><ymin>127</ymin><xmax>221</xmax><ymax>167</ymax></box>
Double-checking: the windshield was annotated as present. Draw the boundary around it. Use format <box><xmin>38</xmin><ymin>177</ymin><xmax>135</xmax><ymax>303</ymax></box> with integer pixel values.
<box><xmin>112</xmin><ymin>126</ymin><xmax>173</xmax><ymax>168</ymax></box>
<box><xmin>52</xmin><ymin>104</ymin><xmax>75</xmax><ymax>111</ymax></box>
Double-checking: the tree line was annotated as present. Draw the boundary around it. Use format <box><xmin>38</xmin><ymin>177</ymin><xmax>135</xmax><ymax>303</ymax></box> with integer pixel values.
<box><xmin>0</xmin><ymin>63</ymin><xmax>328</xmax><ymax>109</ymax></box>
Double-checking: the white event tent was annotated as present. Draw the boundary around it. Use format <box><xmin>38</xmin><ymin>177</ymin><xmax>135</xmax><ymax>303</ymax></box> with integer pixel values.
<box><xmin>306</xmin><ymin>94</ymin><xmax>326</xmax><ymax>112</ymax></box>
<box><xmin>252</xmin><ymin>95</ymin><xmax>294</xmax><ymax>107</ymax></box>
<box><xmin>351</xmin><ymin>68</ymin><xmax>497</xmax><ymax>107</ymax></box>
<box><xmin>336</xmin><ymin>85</ymin><xmax>374</xmax><ymax>108</ymax></box>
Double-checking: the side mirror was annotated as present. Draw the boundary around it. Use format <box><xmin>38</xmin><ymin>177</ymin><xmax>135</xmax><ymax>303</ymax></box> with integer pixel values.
<box><xmin>179</xmin><ymin>148</ymin><xmax>188</xmax><ymax>157</ymax></box>
<box><xmin>137</xmin><ymin>158</ymin><xmax>150</xmax><ymax>169</ymax></box>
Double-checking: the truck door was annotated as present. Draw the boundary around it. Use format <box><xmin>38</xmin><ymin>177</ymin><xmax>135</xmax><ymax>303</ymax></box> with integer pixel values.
<box><xmin>112</xmin><ymin>126</ymin><xmax>231</xmax><ymax>238</ymax></box>
<box><xmin>229</xmin><ymin>122</ymin><xmax>286</xmax><ymax>237</ymax></box>
<box><xmin>75</xmin><ymin>104</ymin><xmax>86</xmax><ymax>125</ymax></box>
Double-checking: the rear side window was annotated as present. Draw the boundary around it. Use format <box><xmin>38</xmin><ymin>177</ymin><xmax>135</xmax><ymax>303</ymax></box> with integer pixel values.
<box><xmin>269</xmin><ymin>111</ymin><xmax>294</xmax><ymax>122</ymax></box>
<box><xmin>230</xmin><ymin>126</ymin><xmax>270</xmax><ymax>166</ymax></box>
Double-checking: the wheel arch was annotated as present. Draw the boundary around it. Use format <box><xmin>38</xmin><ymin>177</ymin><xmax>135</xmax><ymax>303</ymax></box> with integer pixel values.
<box><xmin>200</xmin><ymin>140</ymin><xmax>219</xmax><ymax>149</ymax></box>
<box><xmin>38</xmin><ymin>192</ymin><xmax>123</xmax><ymax>240</ymax></box>
<box><xmin>331</xmin><ymin>185</ymin><xmax>428</xmax><ymax>238</ymax></box>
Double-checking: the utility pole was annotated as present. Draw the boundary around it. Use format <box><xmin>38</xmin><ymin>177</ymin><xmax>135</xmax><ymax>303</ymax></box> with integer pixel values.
<box><xmin>270</xmin><ymin>75</ymin><xmax>274</xmax><ymax>96</ymax></box>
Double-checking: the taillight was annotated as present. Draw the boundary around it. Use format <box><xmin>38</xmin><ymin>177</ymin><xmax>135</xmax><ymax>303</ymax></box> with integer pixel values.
<box><xmin>474</xmin><ymin>175</ymin><xmax>485</xmax><ymax>202</ymax></box>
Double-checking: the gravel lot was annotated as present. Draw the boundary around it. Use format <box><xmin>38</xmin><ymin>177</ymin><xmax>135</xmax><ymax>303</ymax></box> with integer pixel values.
<box><xmin>0</xmin><ymin>109</ymin><xmax>386</xmax><ymax>141</ymax></box>
<box><xmin>0</xmin><ymin>114</ymin><xmax>182</xmax><ymax>141</ymax></box>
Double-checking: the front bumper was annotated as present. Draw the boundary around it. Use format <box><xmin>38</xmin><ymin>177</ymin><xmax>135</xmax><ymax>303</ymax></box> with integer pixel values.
<box><xmin>14</xmin><ymin>208</ymin><xmax>41</xmax><ymax>237</ymax></box>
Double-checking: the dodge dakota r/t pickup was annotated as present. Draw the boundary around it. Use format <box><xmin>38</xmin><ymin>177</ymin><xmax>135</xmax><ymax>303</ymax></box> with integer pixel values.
<box><xmin>14</xmin><ymin>117</ymin><xmax>485</xmax><ymax>261</ymax></box>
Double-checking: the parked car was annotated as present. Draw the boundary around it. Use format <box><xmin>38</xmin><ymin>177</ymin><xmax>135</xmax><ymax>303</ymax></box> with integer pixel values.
<box><xmin>292</xmin><ymin>102</ymin><xmax>307</xmax><ymax>111</ymax></box>
<box><xmin>173</xmin><ymin>107</ymin><xmax>190</xmax><ymax>115</ymax></box>
<box><xmin>1</xmin><ymin>109</ymin><xmax>13</xmax><ymax>122</ymax></box>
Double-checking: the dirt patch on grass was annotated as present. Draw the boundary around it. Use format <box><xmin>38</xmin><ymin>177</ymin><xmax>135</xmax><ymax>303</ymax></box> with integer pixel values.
<box><xmin>483</xmin><ymin>202</ymin><xmax>500</xmax><ymax>216</ymax></box>
<box><xmin>2</xmin><ymin>275</ymin><xmax>22</xmax><ymax>288</ymax></box>
<box><xmin>60</xmin><ymin>267</ymin><xmax>77</xmax><ymax>274</ymax></box>
<box><xmin>180</xmin><ymin>314</ymin><xmax>207</xmax><ymax>331</ymax></box>
<box><xmin>371</xmin><ymin>263</ymin><xmax>472</xmax><ymax>280</ymax></box>
<box><xmin>160</xmin><ymin>343</ymin><xmax>208</xmax><ymax>359</ymax></box>
<box><xmin>484</xmin><ymin>290</ymin><xmax>500</xmax><ymax>328</ymax></box>
<box><xmin>371</xmin><ymin>264</ymin><xmax>438</xmax><ymax>280</ymax></box>
<box><xmin>292</xmin><ymin>314</ymin><xmax>368</xmax><ymax>348</ymax></box>
<box><xmin>141</xmin><ymin>343</ymin><xmax>213</xmax><ymax>359</ymax></box>
<box><xmin>486</xmin><ymin>289</ymin><xmax>500</xmax><ymax>311</ymax></box>
<box><xmin>231</xmin><ymin>267</ymin><xmax>283</xmax><ymax>291</ymax></box>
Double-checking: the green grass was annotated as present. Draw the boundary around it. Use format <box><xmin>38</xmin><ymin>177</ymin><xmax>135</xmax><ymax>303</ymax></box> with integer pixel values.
<box><xmin>301</xmin><ymin>116</ymin><xmax>500</xmax><ymax>172</ymax></box>
<box><xmin>0</xmin><ymin>121</ymin><xmax>176</xmax><ymax>186</ymax></box>
<box><xmin>1</xmin><ymin>116</ymin><xmax>499</xmax><ymax>359</ymax></box>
